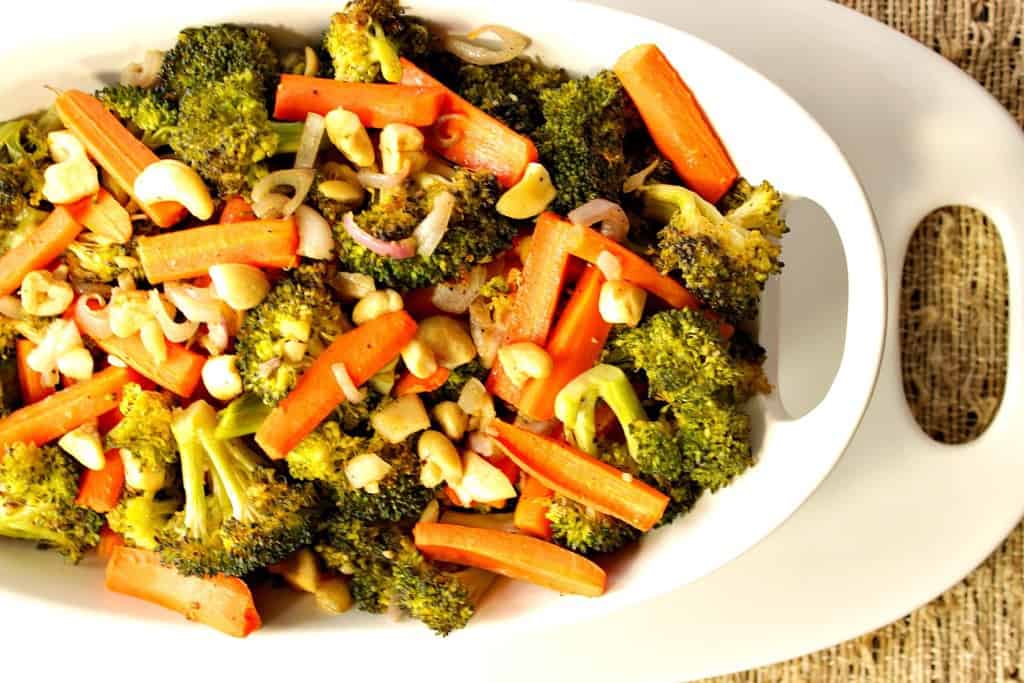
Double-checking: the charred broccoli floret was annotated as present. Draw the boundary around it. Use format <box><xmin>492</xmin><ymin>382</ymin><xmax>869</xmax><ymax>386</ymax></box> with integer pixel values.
<box><xmin>65</xmin><ymin>237</ymin><xmax>144</xmax><ymax>286</ymax></box>
<box><xmin>316</xmin><ymin>514</ymin><xmax>474</xmax><ymax>634</ymax></box>
<box><xmin>0</xmin><ymin>442</ymin><xmax>103</xmax><ymax>561</ymax></box>
<box><xmin>0</xmin><ymin>117</ymin><xmax>49</xmax><ymax>231</ymax></box>
<box><xmin>157</xmin><ymin>24</ymin><xmax>279</xmax><ymax>101</ymax></box>
<box><xmin>334</xmin><ymin>169</ymin><xmax>517</xmax><ymax>290</ymax></box>
<box><xmin>95</xmin><ymin>85</ymin><xmax>178</xmax><ymax>148</ymax></box>
<box><xmin>323</xmin><ymin>0</ymin><xmax>432</xmax><ymax>83</ymax></box>
<box><xmin>534</xmin><ymin>70</ymin><xmax>628</xmax><ymax>213</ymax></box>
<box><xmin>105</xmin><ymin>383</ymin><xmax>178</xmax><ymax>493</ymax></box>
<box><xmin>717</xmin><ymin>178</ymin><xmax>787</xmax><ymax>238</ymax></box>
<box><xmin>546</xmin><ymin>495</ymin><xmax>638</xmax><ymax>555</ymax></box>
<box><xmin>287</xmin><ymin>420</ymin><xmax>434</xmax><ymax>522</ymax></box>
<box><xmin>643</xmin><ymin>182</ymin><xmax>784</xmax><ymax>320</ymax></box>
<box><xmin>157</xmin><ymin>400</ymin><xmax>321</xmax><ymax>577</ymax></box>
<box><xmin>236</xmin><ymin>263</ymin><xmax>348</xmax><ymax>405</ymax></box>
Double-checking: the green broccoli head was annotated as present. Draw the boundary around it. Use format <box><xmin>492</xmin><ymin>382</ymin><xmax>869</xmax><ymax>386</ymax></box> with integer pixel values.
<box><xmin>236</xmin><ymin>263</ymin><xmax>349</xmax><ymax>405</ymax></box>
<box><xmin>316</xmin><ymin>514</ymin><xmax>474</xmax><ymax>635</ymax></box>
<box><xmin>546</xmin><ymin>495</ymin><xmax>639</xmax><ymax>555</ymax></box>
<box><xmin>643</xmin><ymin>182</ymin><xmax>783</xmax><ymax>320</ymax></box>
<box><xmin>157</xmin><ymin>401</ymin><xmax>322</xmax><ymax>577</ymax></box>
<box><xmin>287</xmin><ymin>420</ymin><xmax>434</xmax><ymax>522</ymax></box>
<box><xmin>534</xmin><ymin>70</ymin><xmax>628</xmax><ymax>214</ymax></box>
<box><xmin>106</xmin><ymin>383</ymin><xmax>178</xmax><ymax>493</ymax></box>
<box><xmin>65</xmin><ymin>237</ymin><xmax>144</xmax><ymax>286</ymax></box>
<box><xmin>717</xmin><ymin>178</ymin><xmax>787</xmax><ymax>238</ymax></box>
<box><xmin>170</xmin><ymin>70</ymin><xmax>304</xmax><ymax>196</ymax></box>
<box><xmin>157</xmin><ymin>24</ymin><xmax>279</xmax><ymax>100</ymax></box>
<box><xmin>0</xmin><ymin>117</ymin><xmax>50</xmax><ymax>229</ymax></box>
<box><xmin>334</xmin><ymin>169</ymin><xmax>517</xmax><ymax>290</ymax></box>
<box><xmin>107</xmin><ymin>492</ymin><xmax>180</xmax><ymax>550</ymax></box>
<box><xmin>323</xmin><ymin>0</ymin><xmax>432</xmax><ymax>83</ymax></box>
<box><xmin>0</xmin><ymin>442</ymin><xmax>103</xmax><ymax>562</ymax></box>
<box><xmin>96</xmin><ymin>85</ymin><xmax>178</xmax><ymax>148</ymax></box>
<box><xmin>664</xmin><ymin>397</ymin><xmax>752</xmax><ymax>492</ymax></box>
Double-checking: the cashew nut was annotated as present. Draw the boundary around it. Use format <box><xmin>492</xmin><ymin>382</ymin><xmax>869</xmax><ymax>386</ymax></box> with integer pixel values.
<box><xmin>379</xmin><ymin>123</ymin><xmax>428</xmax><ymax>175</ymax></box>
<box><xmin>134</xmin><ymin>159</ymin><xmax>214</xmax><ymax>221</ymax></box>
<box><xmin>495</xmin><ymin>162</ymin><xmax>557</xmax><ymax>220</ymax></box>
<box><xmin>325</xmin><ymin>108</ymin><xmax>375</xmax><ymax>168</ymax></box>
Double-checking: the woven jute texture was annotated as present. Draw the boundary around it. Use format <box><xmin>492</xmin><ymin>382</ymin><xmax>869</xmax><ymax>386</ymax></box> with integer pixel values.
<box><xmin>706</xmin><ymin>1</ymin><xmax>1018</xmax><ymax>681</ymax></box>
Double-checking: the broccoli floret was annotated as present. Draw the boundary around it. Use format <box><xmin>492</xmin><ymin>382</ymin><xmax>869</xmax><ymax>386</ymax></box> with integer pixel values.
<box><xmin>96</xmin><ymin>85</ymin><xmax>178</xmax><ymax>148</ymax></box>
<box><xmin>717</xmin><ymin>178</ymin><xmax>787</xmax><ymax>238</ymax></box>
<box><xmin>170</xmin><ymin>70</ymin><xmax>305</xmax><ymax>196</ymax></box>
<box><xmin>323</xmin><ymin>0</ymin><xmax>432</xmax><ymax>83</ymax></box>
<box><xmin>105</xmin><ymin>383</ymin><xmax>178</xmax><ymax>493</ymax></box>
<box><xmin>310</xmin><ymin>166</ymin><xmax>365</xmax><ymax>224</ymax></box>
<box><xmin>334</xmin><ymin>169</ymin><xmax>517</xmax><ymax>290</ymax></box>
<box><xmin>642</xmin><ymin>182</ymin><xmax>783</xmax><ymax>320</ymax></box>
<box><xmin>0</xmin><ymin>442</ymin><xmax>103</xmax><ymax>561</ymax></box>
<box><xmin>65</xmin><ymin>237</ymin><xmax>144</xmax><ymax>286</ymax></box>
<box><xmin>727</xmin><ymin>330</ymin><xmax>772</xmax><ymax>404</ymax></box>
<box><xmin>107</xmin><ymin>492</ymin><xmax>180</xmax><ymax>550</ymax></box>
<box><xmin>428</xmin><ymin>54</ymin><xmax>569</xmax><ymax>135</ymax></box>
<box><xmin>157</xmin><ymin>400</ymin><xmax>321</xmax><ymax>577</ymax></box>
<box><xmin>0</xmin><ymin>117</ymin><xmax>49</xmax><ymax>231</ymax></box>
<box><xmin>423</xmin><ymin>357</ymin><xmax>488</xmax><ymax>404</ymax></box>
<box><xmin>546</xmin><ymin>495</ymin><xmax>638</xmax><ymax>555</ymax></box>
<box><xmin>157</xmin><ymin>24</ymin><xmax>279</xmax><ymax>101</ymax></box>
<box><xmin>316</xmin><ymin>514</ymin><xmax>474</xmax><ymax>635</ymax></box>
<box><xmin>534</xmin><ymin>70</ymin><xmax>628</xmax><ymax>214</ymax></box>
<box><xmin>287</xmin><ymin>420</ymin><xmax>434</xmax><ymax>522</ymax></box>
<box><xmin>334</xmin><ymin>386</ymin><xmax>385</xmax><ymax>435</ymax></box>
<box><xmin>236</xmin><ymin>263</ymin><xmax>348</xmax><ymax>405</ymax></box>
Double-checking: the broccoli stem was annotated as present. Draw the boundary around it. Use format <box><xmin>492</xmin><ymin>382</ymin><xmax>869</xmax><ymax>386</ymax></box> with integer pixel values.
<box><xmin>198</xmin><ymin>426</ymin><xmax>256</xmax><ymax>524</ymax></box>
<box><xmin>554</xmin><ymin>364</ymin><xmax>646</xmax><ymax>456</ymax></box>
<box><xmin>171</xmin><ymin>403</ymin><xmax>211</xmax><ymax>541</ymax></box>
<box><xmin>214</xmin><ymin>393</ymin><xmax>273</xmax><ymax>439</ymax></box>
<box><xmin>271</xmin><ymin>121</ymin><xmax>309</xmax><ymax>156</ymax></box>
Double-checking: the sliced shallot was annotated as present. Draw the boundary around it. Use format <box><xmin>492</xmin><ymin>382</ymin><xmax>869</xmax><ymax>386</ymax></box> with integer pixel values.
<box><xmin>147</xmin><ymin>290</ymin><xmax>198</xmax><ymax>343</ymax></box>
<box><xmin>431</xmin><ymin>265</ymin><xmax>486</xmax><ymax>314</ymax></box>
<box><xmin>356</xmin><ymin>166</ymin><xmax>409</xmax><ymax>190</ymax></box>
<box><xmin>332</xmin><ymin>362</ymin><xmax>366</xmax><ymax>404</ymax></box>
<box><xmin>413</xmin><ymin>191</ymin><xmax>455</xmax><ymax>258</ymax></box>
<box><xmin>342</xmin><ymin>212</ymin><xmax>417</xmax><ymax>259</ymax></box>
<box><xmin>74</xmin><ymin>294</ymin><xmax>113</xmax><ymax>340</ymax></box>
<box><xmin>569</xmin><ymin>198</ymin><xmax>630</xmax><ymax>242</ymax></box>
<box><xmin>163</xmin><ymin>282</ymin><xmax>225</xmax><ymax>324</ymax></box>
<box><xmin>443</xmin><ymin>24</ymin><xmax>530</xmax><ymax>65</ymax></box>
<box><xmin>294</xmin><ymin>112</ymin><xmax>325</xmax><ymax>170</ymax></box>
<box><xmin>295</xmin><ymin>205</ymin><xmax>334</xmax><ymax>260</ymax></box>
<box><xmin>251</xmin><ymin>168</ymin><xmax>315</xmax><ymax>218</ymax></box>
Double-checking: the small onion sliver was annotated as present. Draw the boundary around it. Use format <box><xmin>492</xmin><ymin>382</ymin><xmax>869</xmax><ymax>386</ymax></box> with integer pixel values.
<box><xmin>252</xmin><ymin>193</ymin><xmax>290</xmax><ymax>220</ymax></box>
<box><xmin>356</xmin><ymin>166</ymin><xmax>409</xmax><ymax>190</ymax></box>
<box><xmin>569</xmin><ymin>198</ymin><xmax>630</xmax><ymax>243</ymax></box>
<box><xmin>251</xmin><ymin>168</ymin><xmax>315</xmax><ymax>218</ymax></box>
<box><xmin>443</xmin><ymin>24</ymin><xmax>530</xmax><ymax>66</ymax></box>
<box><xmin>342</xmin><ymin>212</ymin><xmax>418</xmax><ymax>259</ymax></box>
<box><xmin>74</xmin><ymin>295</ymin><xmax>113</xmax><ymax>340</ymax></box>
<box><xmin>431</xmin><ymin>265</ymin><xmax>486</xmax><ymax>314</ymax></box>
<box><xmin>413</xmin><ymin>191</ymin><xmax>455</xmax><ymax>258</ymax></box>
<box><xmin>163</xmin><ymin>282</ymin><xmax>225</xmax><ymax>324</ymax></box>
<box><xmin>466</xmin><ymin>430</ymin><xmax>495</xmax><ymax>457</ymax></box>
<box><xmin>595</xmin><ymin>250</ymin><xmax>623</xmax><ymax>281</ymax></box>
<box><xmin>332</xmin><ymin>362</ymin><xmax>366</xmax><ymax>404</ymax></box>
<box><xmin>622</xmin><ymin>159</ymin><xmax>661</xmax><ymax>193</ymax></box>
<box><xmin>147</xmin><ymin>290</ymin><xmax>199</xmax><ymax>343</ymax></box>
<box><xmin>204</xmin><ymin>323</ymin><xmax>230</xmax><ymax>356</ymax></box>
<box><xmin>295</xmin><ymin>112</ymin><xmax>325</xmax><ymax>170</ymax></box>
<box><xmin>295</xmin><ymin>205</ymin><xmax>335</xmax><ymax>260</ymax></box>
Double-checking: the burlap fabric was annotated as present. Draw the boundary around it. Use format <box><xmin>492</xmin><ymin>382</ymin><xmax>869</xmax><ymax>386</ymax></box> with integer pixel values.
<box><xmin>706</xmin><ymin>1</ymin><xmax>1017</xmax><ymax>680</ymax></box>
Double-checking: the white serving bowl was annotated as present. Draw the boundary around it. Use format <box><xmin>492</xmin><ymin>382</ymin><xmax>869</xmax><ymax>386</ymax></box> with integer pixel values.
<box><xmin>0</xmin><ymin>0</ymin><xmax>885</xmax><ymax>647</ymax></box>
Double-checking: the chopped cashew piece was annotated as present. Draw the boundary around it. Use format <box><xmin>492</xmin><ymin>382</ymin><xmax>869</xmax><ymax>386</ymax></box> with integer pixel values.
<box><xmin>209</xmin><ymin>264</ymin><xmax>271</xmax><ymax>311</ymax></box>
<box><xmin>19</xmin><ymin>270</ymin><xmax>73</xmax><ymax>317</ymax></box>
<box><xmin>416</xmin><ymin>316</ymin><xmax>477</xmax><ymax>370</ymax></box>
<box><xmin>332</xmin><ymin>271</ymin><xmax>375</xmax><ymax>301</ymax></box>
<box><xmin>599</xmin><ymin>280</ymin><xmax>647</xmax><ymax>327</ymax></box>
<box><xmin>269</xmin><ymin>548</ymin><xmax>321</xmax><ymax>594</ymax></box>
<box><xmin>202</xmin><ymin>354</ymin><xmax>243</xmax><ymax>401</ymax></box>
<box><xmin>315</xmin><ymin>576</ymin><xmax>353</xmax><ymax>614</ymax></box>
<box><xmin>352</xmin><ymin>289</ymin><xmax>403</xmax><ymax>325</ymax></box>
<box><xmin>495</xmin><ymin>162</ymin><xmax>557</xmax><ymax>219</ymax></box>
<box><xmin>379</xmin><ymin>123</ymin><xmax>428</xmax><ymax>175</ymax></box>
<box><xmin>452</xmin><ymin>451</ymin><xmax>517</xmax><ymax>505</ymax></box>
<box><xmin>133</xmin><ymin>159</ymin><xmax>214</xmax><ymax>220</ymax></box>
<box><xmin>58</xmin><ymin>423</ymin><xmax>106</xmax><ymax>471</ymax></box>
<box><xmin>497</xmin><ymin>342</ymin><xmax>553</xmax><ymax>388</ymax></box>
<box><xmin>325</xmin><ymin>108</ymin><xmax>375</xmax><ymax>167</ymax></box>
<box><xmin>56</xmin><ymin>347</ymin><xmax>94</xmax><ymax>381</ymax></box>
<box><xmin>345</xmin><ymin>452</ymin><xmax>392</xmax><ymax>492</ymax></box>
<box><xmin>371</xmin><ymin>394</ymin><xmax>431</xmax><ymax>444</ymax></box>
<box><xmin>417</xmin><ymin>430</ymin><xmax>463</xmax><ymax>485</ymax></box>
<box><xmin>432</xmin><ymin>401</ymin><xmax>468</xmax><ymax>441</ymax></box>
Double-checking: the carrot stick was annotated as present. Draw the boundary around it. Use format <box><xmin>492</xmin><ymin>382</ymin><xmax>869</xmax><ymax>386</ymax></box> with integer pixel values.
<box><xmin>256</xmin><ymin>311</ymin><xmax>418</xmax><ymax>459</ymax></box>
<box><xmin>76</xmin><ymin>449</ymin><xmax>125</xmax><ymax>513</ymax></box>
<box><xmin>487</xmin><ymin>213</ymin><xmax>573</xmax><ymax>405</ymax></box>
<box><xmin>394</xmin><ymin>366</ymin><xmax>450</xmax><ymax>397</ymax></box>
<box><xmin>614</xmin><ymin>45</ymin><xmax>737</xmax><ymax>203</ymax></box>
<box><xmin>0</xmin><ymin>206</ymin><xmax>84</xmax><ymax>296</ymax></box>
<box><xmin>97</xmin><ymin>525</ymin><xmax>125</xmax><ymax>560</ymax></box>
<box><xmin>0</xmin><ymin>366</ymin><xmax>132</xmax><ymax>449</ymax></box>
<box><xmin>220</xmin><ymin>196</ymin><xmax>257</xmax><ymax>224</ymax></box>
<box><xmin>105</xmin><ymin>546</ymin><xmax>261</xmax><ymax>638</ymax></box>
<box><xmin>55</xmin><ymin>90</ymin><xmax>188</xmax><ymax>228</ymax></box>
<box><xmin>137</xmin><ymin>218</ymin><xmax>299</xmax><ymax>284</ymax></box>
<box><xmin>514</xmin><ymin>475</ymin><xmax>554</xmax><ymax>540</ymax></box>
<box><xmin>518</xmin><ymin>266</ymin><xmax>611</xmax><ymax>420</ymax></box>
<box><xmin>400</xmin><ymin>59</ymin><xmax>539</xmax><ymax>187</ymax></box>
<box><xmin>491</xmin><ymin>419</ymin><xmax>669</xmax><ymax>532</ymax></box>
<box><xmin>566</xmin><ymin>221</ymin><xmax>700</xmax><ymax>309</ymax></box>
<box><xmin>413</xmin><ymin>522</ymin><xmax>606</xmax><ymax>597</ymax></box>
<box><xmin>274</xmin><ymin>75</ymin><xmax>446</xmax><ymax>128</ymax></box>
<box><xmin>16</xmin><ymin>340</ymin><xmax>53</xmax><ymax>404</ymax></box>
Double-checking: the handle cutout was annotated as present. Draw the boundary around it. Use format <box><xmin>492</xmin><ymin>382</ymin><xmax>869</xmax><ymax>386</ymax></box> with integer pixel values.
<box><xmin>900</xmin><ymin>206</ymin><xmax>1008</xmax><ymax>444</ymax></box>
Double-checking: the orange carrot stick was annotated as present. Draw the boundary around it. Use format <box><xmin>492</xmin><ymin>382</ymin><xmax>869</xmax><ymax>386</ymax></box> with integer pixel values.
<box><xmin>256</xmin><ymin>311</ymin><xmax>418</xmax><ymax>459</ymax></box>
<box><xmin>274</xmin><ymin>75</ymin><xmax>446</xmax><ymax>128</ymax></box>
<box><xmin>566</xmin><ymin>221</ymin><xmax>699</xmax><ymax>309</ymax></box>
<box><xmin>55</xmin><ymin>90</ymin><xmax>188</xmax><ymax>228</ymax></box>
<box><xmin>514</xmin><ymin>475</ymin><xmax>554</xmax><ymax>540</ymax></box>
<box><xmin>97</xmin><ymin>525</ymin><xmax>125</xmax><ymax>560</ymax></box>
<box><xmin>413</xmin><ymin>522</ymin><xmax>606</xmax><ymax>597</ymax></box>
<box><xmin>16</xmin><ymin>340</ymin><xmax>53</xmax><ymax>405</ymax></box>
<box><xmin>0</xmin><ymin>366</ymin><xmax>132</xmax><ymax>449</ymax></box>
<box><xmin>105</xmin><ymin>546</ymin><xmax>262</xmax><ymax>638</ymax></box>
<box><xmin>614</xmin><ymin>45</ymin><xmax>737</xmax><ymax>203</ymax></box>
<box><xmin>76</xmin><ymin>449</ymin><xmax>125</xmax><ymax>513</ymax></box>
<box><xmin>400</xmin><ymin>59</ymin><xmax>539</xmax><ymax>187</ymax></box>
<box><xmin>137</xmin><ymin>218</ymin><xmax>299</xmax><ymax>284</ymax></box>
<box><xmin>0</xmin><ymin>206</ymin><xmax>84</xmax><ymax>296</ymax></box>
<box><xmin>491</xmin><ymin>419</ymin><xmax>669</xmax><ymax>532</ymax></box>
<box><xmin>518</xmin><ymin>266</ymin><xmax>611</xmax><ymax>420</ymax></box>
<box><xmin>394</xmin><ymin>366</ymin><xmax>450</xmax><ymax>397</ymax></box>
<box><xmin>219</xmin><ymin>196</ymin><xmax>257</xmax><ymax>224</ymax></box>
<box><xmin>487</xmin><ymin>213</ymin><xmax>573</xmax><ymax>404</ymax></box>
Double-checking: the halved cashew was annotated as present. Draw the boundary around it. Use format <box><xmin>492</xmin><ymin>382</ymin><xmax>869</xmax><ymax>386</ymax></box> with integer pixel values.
<box><xmin>345</xmin><ymin>452</ymin><xmax>392</xmax><ymax>494</ymax></box>
<box><xmin>209</xmin><ymin>264</ymin><xmax>271</xmax><ymax>311</ymax></box>
<box><xmin>58</xmin><ymin>423</ymin><xmax>105</xmax><ymax>471</ymax></box>
<box><xmin>496</xmin><ymin>162</ymin><xmax>557</xmax><ymax>219</ymax></box>
<box><xmin>332</xmin><ymin>271</ymin><xmax>375</xmax><ymax>301</ymax></box>
<box><xmin>497</xmin><ymin>342</ymin><xmax>552</xmax><ymax>388</ymax></box>
<box><xmin>352</xmin><ymin>289</ymin><xmax>403</xmax><ymax>325</ymax></box>
<box><xmin>401</xmin><ymin>339</ymin><xmax>438</xmax><ymax>380</ymax></box>
<box><xmin>202</xmin><ymin>354</ymin><xmax>243</xmax><ymax>401</ymax></box>
<box><xmin>379</xmin><ymin>123</ymin><xmax>428</xmax><ymax>175</ymax></box>
<box><xmin>416</xmin><ymin>315</ymin><xmax>477</xmax><ymax>369</ymax></box>
<box><xmin>325</xmin><ymin>108</ymin><xmax>374</xmax><ymax>168</ymax></box>
<box><xmin>599</xmin><ymin>280</ymin><xmax>647</xmax><ymax>327</ymax></box>
<box><xmin>19</xmin><ymin>270</ymin><xmax>73</xmax><ymax>317</ymax></box>
<box><xmin>453</xmin><ymin>451</ymin><xmax>517</xmax><ymax>504</ymax></box>
<box><xmin>432</xmin><ymin>401</ymin><xmax>468</xmax><ymax>441</ymax></box>
<box><xmin>56</xmin><ymin>347</ymin><xmax>94</xmax><ymax>381</ymax></box>
<box><xmin>134</xmin><ymin>159</ymin><xmax>214</xmax><ymax>220</ymax></box>
<box><xmin>418</xmin><ymin>430</ymin><xmax>462</xmax><ymax>488</ymax></box>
